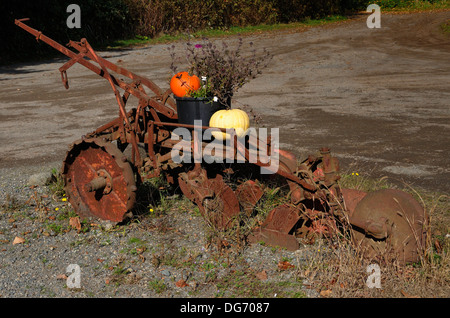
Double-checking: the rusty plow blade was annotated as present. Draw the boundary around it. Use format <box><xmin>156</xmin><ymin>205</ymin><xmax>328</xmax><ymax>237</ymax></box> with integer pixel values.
<box><xmin>178</xmin><ymin>166</ymin><xmax>241</xmax><ymax>230</ymax></box>
<box><xmin>249</xmin><ymin>204</ymin><xmax>301</xmax><ymax>251</ymax></box>
<box><xmin>235</xmin><ymin>180</ymin><xmax>264</xmax><ymax>216</ymax></box>
<box><xmin>342</xmin><ymin>188</ymin><xmax>429</xmax><ymax>264</ymax></box>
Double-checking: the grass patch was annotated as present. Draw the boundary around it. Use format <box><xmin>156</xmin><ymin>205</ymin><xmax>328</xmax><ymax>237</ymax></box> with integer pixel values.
<box><xmin>148</xmin><ymin>278</ymin><xmax>168</xmax><ymax>294</ymax></box>
<box><xmin>295</xmin><ymin>229</ymin><xmax>449</xmax><ymax>297</ymax></box>
<box><xmin>107</xmin><ymin>15</ymin><xmax>348</xmax><ymax>49</ymax></box>
<box><xmin>215</xmin><ymin>269</ymin><xmax>306</xmax><ymax>298</ymax></box>
<box><xmin>299</xmin><ymin>170</ymin><xmax>450</xmax><ymax>298</ymax></box>
<box><xmin>372</xmin><ymin>0</ymin><xmax>450</xmax><ymax>11</ymax></box>
<box><xmin>47</xmin><ymin>168</ymin><xmax>65</xmax><ymax>198</ymax></box>
<box><xmin>441</xmin><ymin>19</ymin><xmax>450</xmax><ymax>35</ymax></box>
<box><xmin>339</xmin><ymin>172</ymin><xmax>391</xmax><ymax>192</ymax></box>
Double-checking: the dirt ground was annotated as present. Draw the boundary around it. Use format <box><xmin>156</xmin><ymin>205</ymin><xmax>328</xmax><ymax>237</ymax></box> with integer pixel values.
<box><xmin>1</xmin><ymin>10</ymin><xmax>449</xmax><ymax>195</ymax></box>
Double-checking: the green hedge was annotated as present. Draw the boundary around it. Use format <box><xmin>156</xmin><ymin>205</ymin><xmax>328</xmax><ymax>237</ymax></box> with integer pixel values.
<box><xmin>124</xmin><ymin>0</ymin><xmax>366</xmax><ymax>34</ymax></box>
<box><xmin>368</xmin><ymin>0</ymin><xmax>446</xmax><ymax>8</ymax></box>
<box><xmin>1</xmin><ymin>0</ymin><xmax>370</xmax><ymax>64</ymax></box>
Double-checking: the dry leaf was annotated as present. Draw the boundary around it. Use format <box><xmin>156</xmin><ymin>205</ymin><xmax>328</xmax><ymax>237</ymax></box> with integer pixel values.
<box><xmin>329</xmin><ymin>277</ymin><xmax>337</xmax><ymax>285</ymax></box>
<box><xmin>57</xmin><ymin>274</ymin><xmax>68</xmax><ymax>280</ymax></box>
<box><xmin>69</xmin><ymin>217</ymin><xmax>81</xmax><ymax>231</ymax></box>
<box><xmin>13</xmin><ymin>236</ymin><xmax>25</xmax><ymax>245</ymax></box>
<box><xmin>320</xmin><ymin>289</ymin><xmax>332</xmax><ymax>297</ymax></box>
<box><xmin>400</xmin><ymin>290</ymin><xmax>419</xmax><ymax>298</ymax></box>
<box><xmin>277</xmin><ymin>261</ymin><xmax>294</xmax><ymax>270</ymax></box>
<box><xmin>136</xmin><ymin>247</ymin><xmax>147</xmax><ymax>254</ymax></box>
<box><xmin>176</xmin><ymin>279</ymin><xmax>189</xmax><ymax>288</ymax></box>
<box><xmin>434</xmin><ymin>239</ymin><xmax>442</xmax><ymax>254</ymax></box>
<box><xmin>255</xmin><ymin>270</ymin><xmax>268</xmax><ymax>281</ymax></box>
<box><xmin>139</xmin><ymin>254</ymin><xmax>146</xmax><ymax>262</ymax></box>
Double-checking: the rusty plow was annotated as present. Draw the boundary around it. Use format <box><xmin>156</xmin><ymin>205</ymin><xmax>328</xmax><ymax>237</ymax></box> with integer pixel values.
<box><xmin>15</xmin><ymin>19</ymin><xmax>430</xmax><ymax>265</ymax></box>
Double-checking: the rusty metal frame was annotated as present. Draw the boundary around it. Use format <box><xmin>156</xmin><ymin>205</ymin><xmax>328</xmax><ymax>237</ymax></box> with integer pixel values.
<box><xmin>15</xmin><ymin>19</ymin><xmax>428</xmax><ymax>263</ymax></box>
<box><xmin>15</xmin><ymin>18</ymin><xmax>320</xmax><ymax>191</ymax></box>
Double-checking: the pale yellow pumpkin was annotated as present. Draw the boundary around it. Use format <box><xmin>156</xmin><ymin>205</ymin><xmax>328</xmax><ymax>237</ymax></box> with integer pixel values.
<box><xmin>209</xmin><ymin>108</ymin><xmax>250</xmax><ymax>140</ymax></box>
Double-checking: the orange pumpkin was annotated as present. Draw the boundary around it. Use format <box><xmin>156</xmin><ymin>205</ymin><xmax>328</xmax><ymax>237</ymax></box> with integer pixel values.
<box><xmin>190</xmin><ymin>74</ymin><xmax>201</xmax><ymax>91</ymax></box>
<box><xmin>170</xmin><ymin>72</ymin><xmax>201</xmax><ymax>97</ymax></box>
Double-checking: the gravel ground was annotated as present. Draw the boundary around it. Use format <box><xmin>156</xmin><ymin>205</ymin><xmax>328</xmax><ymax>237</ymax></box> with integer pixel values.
<box><xmin>0</xmin><ymin>161</ymin><xmax>319</xmax><ymax>299</ymax></box>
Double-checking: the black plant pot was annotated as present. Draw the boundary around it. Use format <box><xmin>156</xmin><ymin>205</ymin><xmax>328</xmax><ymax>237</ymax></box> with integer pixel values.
<box><xmin>175</xmin><ymin>96</ymin><xmax>228</xmax><ymax>127</ymax></box>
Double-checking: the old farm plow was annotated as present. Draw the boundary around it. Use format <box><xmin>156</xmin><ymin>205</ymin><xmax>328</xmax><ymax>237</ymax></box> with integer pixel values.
<box><xmin>16</xmin><ymin>19</ymin><xmax>429</xmax><ymax>264</ymax></box>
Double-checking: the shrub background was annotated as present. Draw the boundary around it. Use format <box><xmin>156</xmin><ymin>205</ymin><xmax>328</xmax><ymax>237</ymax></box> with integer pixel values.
<box><xmin>1</xmin><ymin>0</ymin><xmax>441</xmax><ymax>64</ymax></box>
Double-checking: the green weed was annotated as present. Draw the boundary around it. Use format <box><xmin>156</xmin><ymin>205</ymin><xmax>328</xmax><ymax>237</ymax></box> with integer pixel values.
<box><xmin>148</xmin><ymin>278</ymin><xmax>167</xmax><ymax>294</ymax></box>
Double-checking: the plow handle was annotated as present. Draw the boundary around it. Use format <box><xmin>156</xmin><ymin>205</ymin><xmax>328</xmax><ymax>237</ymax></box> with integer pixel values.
<box><xmin>15</xmin><ymin>18</ymin><xmax>80</xmax><ymax>60</ymax></box>
<box><xmin>14</xmin><ymin>18</ymin><xmax>177</xmax><ymax>119</ymax></box>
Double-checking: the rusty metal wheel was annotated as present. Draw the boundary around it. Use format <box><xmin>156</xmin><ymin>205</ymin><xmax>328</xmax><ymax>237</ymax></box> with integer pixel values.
<box><xmin>62</xmin><ymin>138</ymin><xmax>137</xmax><ymax>223</ymax></box>
<box><xmin>348</xmin><ymin>189</ymin><xmax>428</xmax><ymax>264</ymax></box>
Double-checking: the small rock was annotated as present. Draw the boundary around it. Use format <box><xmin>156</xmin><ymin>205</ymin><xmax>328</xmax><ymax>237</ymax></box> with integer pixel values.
<box><xmin>100</xmin><ymin>220</ymin><xmax>114</xmax><ymax>231</ymax></box>
<box><xmin>189</xmin><ymin>280</ymin><xmax>198</xmax><ymax>290</ymax></box>
<box><xmin>161</xmin><ymin>269</ymin><xmax>171</xmax><ymax>277</ymax></box>
<box><xmin>27</xmin><ymin>172</ymin><xmax>54</xmax><ymax>187</ymax></box>
<box><xmin>303</xmin><ymin>287</ymin><xmax>320</xmax><ymax>298</ymax></box>
<box><xmin>181</xmin><ymin>269</ymin><xmax>191</xmax><ymax>281</ymax></box>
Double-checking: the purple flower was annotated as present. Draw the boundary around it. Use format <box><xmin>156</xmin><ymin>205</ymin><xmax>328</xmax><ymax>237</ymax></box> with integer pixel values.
<box><xmin>195</xmin><ymin>44</ymin><xmax>203</xmax><ymax>49</ymax></box>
